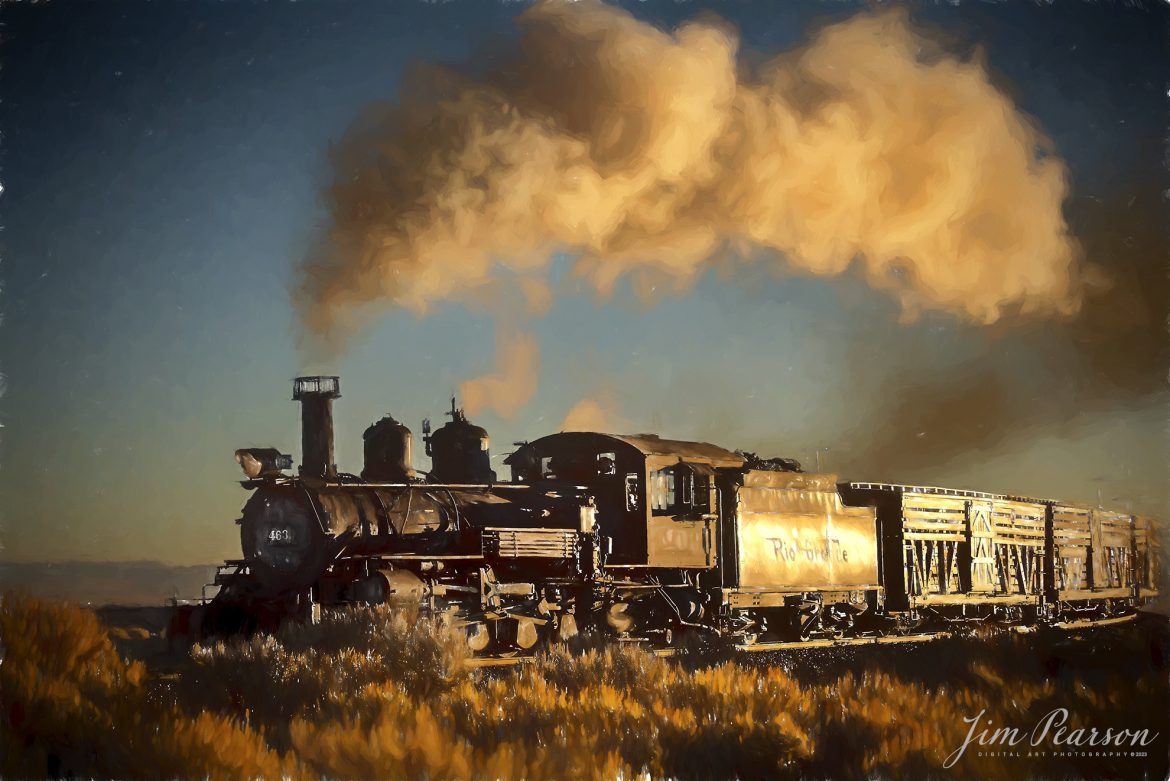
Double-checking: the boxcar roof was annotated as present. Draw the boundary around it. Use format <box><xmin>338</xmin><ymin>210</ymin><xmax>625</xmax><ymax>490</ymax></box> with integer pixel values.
<box><xmin>844</xmin><ymin>481</ymin><xmax>1010</xmax><ymax>501</ymax></box>
<box><xmin>843</xmin><ymin>481</ymin><xmax>1112</xmax><ymax>511</ymax></box>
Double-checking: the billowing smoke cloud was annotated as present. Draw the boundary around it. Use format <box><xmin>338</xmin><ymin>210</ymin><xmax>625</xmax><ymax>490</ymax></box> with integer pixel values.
<box><xmin>298</xmin><ymin>1</ymin><xmax>1088</xmax><ymax>346</ymax></box>
<box><xmin>839</xmin><ymin>368</ymin><xmax>1018</xmax><ymax>476</ymax></box>
<box><xmin>1062</xmin><ymin>188</ymin><xmax>1169</xmax><ymax>398</ymax></box>
<box><xmin>840</xmin><ymin>177</ymin><xmax>1168</xmax><ymax>480</ymax></box>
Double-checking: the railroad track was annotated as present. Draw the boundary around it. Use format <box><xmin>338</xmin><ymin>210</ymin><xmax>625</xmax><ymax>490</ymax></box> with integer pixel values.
<box><xmin>463</xmin><ymin>613</ymin><xmax>1140</xmax><ymax>669</ymax></box>
<box><xmin>464</xmin><ymin>633</ymin><xmax>942</xmax><ymax>668</ymax></box>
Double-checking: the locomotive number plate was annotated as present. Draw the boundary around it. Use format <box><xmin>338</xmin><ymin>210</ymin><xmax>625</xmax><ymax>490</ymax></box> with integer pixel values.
<box><xmin>267</xmin><ymin>527</ymin><xmax>296</xmax><ymax>546</ymax></box>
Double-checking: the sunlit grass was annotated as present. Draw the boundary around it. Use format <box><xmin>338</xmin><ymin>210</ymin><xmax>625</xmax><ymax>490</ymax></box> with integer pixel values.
<box><xmin>0</xmin><ymin>593</ymin><xmax>289</xmax><ymax>780</ymax></box>
<box><xmin>2</xmin><ymin>592</ymin><xmax>1166</xmax><ymax>780</ymax></box>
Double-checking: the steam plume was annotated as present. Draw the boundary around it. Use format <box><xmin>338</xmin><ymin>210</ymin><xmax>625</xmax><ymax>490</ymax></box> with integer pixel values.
<box><xmin>298</xmin><ymin>1</ymin><xmax>1089</xmax><ymax>354</ymax></box>
<box><xmin>458</xmin><ymin>328</ymin><xmax>539</xmax><ymax>419</ymax></box>
<box><xmin>560</xmin><ymin>389</ymin><xmax>627</xmax><ymax>432</ymax></box>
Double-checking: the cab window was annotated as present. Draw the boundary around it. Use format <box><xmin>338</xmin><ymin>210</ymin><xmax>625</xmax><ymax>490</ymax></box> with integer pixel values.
<box><xmin>597</xmin><ymin>452</ymin><xmax>617</xmax><ymax>476</ymax></box>
<box><xmin>651</xmin><ymin>464</ymin><xmax>712</xmax><ymax>515</ymax></box>
<box><xmin>624</xmin><ymin>473</ymin><xmax>640</xmax><ymax>511</ymax></box>
<box><xmin>651</xmin><ymin>468</ymin><xmax>676</xmax><ymax>514</ymax></box>
<box><xmin>691</xmin><ymin>469</ymin><xmax>712</xmax><ymax>513</ymax></box>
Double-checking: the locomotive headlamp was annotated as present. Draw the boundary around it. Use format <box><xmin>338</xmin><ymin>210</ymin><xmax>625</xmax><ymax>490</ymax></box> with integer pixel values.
<box><xmin>235</xmin><ymin>448</ymin><xmax>293</xmax><ymax>479</ymax></box>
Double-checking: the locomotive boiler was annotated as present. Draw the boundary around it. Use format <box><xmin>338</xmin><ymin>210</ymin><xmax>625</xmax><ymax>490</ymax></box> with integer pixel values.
<box><xmin>204</xmin><ymin>376</ymin><xmax>1163</xmax><ymax>654</ymax></box>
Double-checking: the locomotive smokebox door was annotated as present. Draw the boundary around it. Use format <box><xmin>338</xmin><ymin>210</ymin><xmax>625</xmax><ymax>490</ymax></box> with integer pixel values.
<box><xmin>239</xmin><ymin>487</ymin><xmax>330</xmax><ymax>593</ymax></box>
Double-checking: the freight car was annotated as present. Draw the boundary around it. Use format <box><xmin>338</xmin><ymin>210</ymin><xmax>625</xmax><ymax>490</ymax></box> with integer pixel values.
<box><xmin>838</xmin><ymin>484</ymin><xmax>1161</xmax><ymax>630</ymax></box>
<box><xmin>201</xmin><ymin>377</ymin><xmax>1162</xmax><ymax>654</ymax></box>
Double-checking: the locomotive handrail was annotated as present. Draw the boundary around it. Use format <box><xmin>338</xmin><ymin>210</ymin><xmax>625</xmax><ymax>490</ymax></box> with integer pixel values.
<box><xmin>396</xmin><ymin>488</ymin><xmax>412</xmax><ymax>535</ymax></box>
<box><xmin>244</xmin><ymin>476</ymin><xmax>564</xmax><ymax>489</ymax></box>
<box><xmin>370</xmin><ymin>488</ymin><xmax>395</xmax><ymax>536</ymax></box>
<box><xmin>442</xmin><ymin>488</ymin><xmax>462</xmax><ymax>531</ymax></box>
<box><xmin>300</xmin><ymin>484</ymin><xmax>330</xmax><ymax>533</ymax></box>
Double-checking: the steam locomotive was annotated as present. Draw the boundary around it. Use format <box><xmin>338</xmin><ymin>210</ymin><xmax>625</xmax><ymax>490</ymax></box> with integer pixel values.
<box><xmin>203</xmin><ymin>376</ymin><xmax>1163</xmax><ymax>653</ymax></box>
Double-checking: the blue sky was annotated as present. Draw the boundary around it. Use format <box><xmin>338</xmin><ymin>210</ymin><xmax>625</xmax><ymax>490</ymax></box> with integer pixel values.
<box><xmin>1</xmin><ymin>0</ymin><xmax>1166</xmax><ymax>565</ymax></box>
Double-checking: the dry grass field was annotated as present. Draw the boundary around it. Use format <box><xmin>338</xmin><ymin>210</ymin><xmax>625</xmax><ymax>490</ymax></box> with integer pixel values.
<box><xmin>2</xmin><ymin>593</ymin><xmax>1167</xmax><ymax>780</ymax></box>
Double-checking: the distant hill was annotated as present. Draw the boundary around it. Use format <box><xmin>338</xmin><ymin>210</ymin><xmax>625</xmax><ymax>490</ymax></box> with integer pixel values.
<box><xmin>0</xmin><ymin>560</ymin><xmax>217</xmax><ymax>606</ymax></box>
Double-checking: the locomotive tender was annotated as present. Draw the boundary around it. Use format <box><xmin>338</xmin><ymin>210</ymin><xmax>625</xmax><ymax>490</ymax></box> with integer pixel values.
<box><xmin>208</xmin><ymin>376</ymin><xmax>1163</xmax><ymax>653</ymax></box>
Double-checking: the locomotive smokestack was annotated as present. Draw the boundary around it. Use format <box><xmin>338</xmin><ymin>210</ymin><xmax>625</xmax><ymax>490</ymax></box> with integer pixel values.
<box><xmin>293</xmin><ymin>376</ymin><xmax>340</xmax><ymax>479</ymax></box>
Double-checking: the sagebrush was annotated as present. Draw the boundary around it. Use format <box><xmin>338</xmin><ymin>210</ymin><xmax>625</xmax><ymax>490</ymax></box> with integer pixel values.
<box><xmin>2</xmin><ymin>593</ymin><xmax>1166</xmax><ymax>780</ymax></box>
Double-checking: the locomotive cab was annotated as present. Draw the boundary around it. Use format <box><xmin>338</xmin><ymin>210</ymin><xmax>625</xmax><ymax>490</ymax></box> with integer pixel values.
<box><xmin>507</xmin><ymin>432</ymin><xmax>743</xmax><ymax>567</ymax></box>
